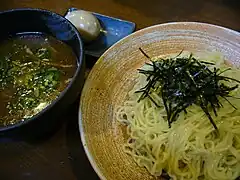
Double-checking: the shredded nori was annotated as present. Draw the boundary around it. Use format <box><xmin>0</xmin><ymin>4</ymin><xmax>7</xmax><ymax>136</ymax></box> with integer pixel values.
<box><xmin>136</xmin><ymin>48</ymin><xmax>239</xmax><ymax>130</ymax></box>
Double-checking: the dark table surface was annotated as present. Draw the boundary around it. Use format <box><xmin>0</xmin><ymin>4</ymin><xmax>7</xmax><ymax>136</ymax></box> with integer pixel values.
<box><xmin>0</xmin><ymin>0</ymin><xmax>240</xmax><ymax>180</ymax></box>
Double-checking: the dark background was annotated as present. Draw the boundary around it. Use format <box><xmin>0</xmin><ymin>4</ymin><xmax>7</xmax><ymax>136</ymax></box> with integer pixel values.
<box><xmin>0</xmin><ymin>0</ymin><xmax>240</xmax><ymax>180</ymax></box>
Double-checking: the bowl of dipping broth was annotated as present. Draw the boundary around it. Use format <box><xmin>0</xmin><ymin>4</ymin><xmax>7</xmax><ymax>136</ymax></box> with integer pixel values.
<box><xmin>0</xmin><ymin>8</ymin><xmax>85</xmax><ymax>137</ymax></box>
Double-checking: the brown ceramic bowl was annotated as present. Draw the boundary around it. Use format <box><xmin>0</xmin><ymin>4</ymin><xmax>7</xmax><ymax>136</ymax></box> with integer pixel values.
<box><xmin>79</xmin><ymin>22</ymin><xmax>240</xmax><ymax>180</ymax></box>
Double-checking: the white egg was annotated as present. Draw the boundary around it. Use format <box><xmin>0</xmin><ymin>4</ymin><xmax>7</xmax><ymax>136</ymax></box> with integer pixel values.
<box><xmin>65</xmin><ymin>10</ymin><xmax>101</xmax><ymax>42</ymax></box>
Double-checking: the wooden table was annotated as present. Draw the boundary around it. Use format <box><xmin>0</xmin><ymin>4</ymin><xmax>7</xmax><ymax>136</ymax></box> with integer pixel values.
<box><xmin>0</xmin><ymin>1</ymin><xmax>240</xmax><ymax>180</ymax></box>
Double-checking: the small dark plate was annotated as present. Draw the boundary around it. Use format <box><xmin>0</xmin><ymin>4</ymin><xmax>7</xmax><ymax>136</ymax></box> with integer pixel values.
<box><xmin>64</xmin><ymin>8</ymin><xmax>136</xmax><ymax>57</ymax></box>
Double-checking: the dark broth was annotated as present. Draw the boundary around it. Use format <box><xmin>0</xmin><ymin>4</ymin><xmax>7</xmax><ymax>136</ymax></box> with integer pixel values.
<box><xmin>0</xmin><ymin>33</ymin><xmax>77</xmax><ymax>126</ymax></box>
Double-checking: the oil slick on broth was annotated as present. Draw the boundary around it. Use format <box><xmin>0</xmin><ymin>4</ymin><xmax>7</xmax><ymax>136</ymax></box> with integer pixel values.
<box><xmin>0</xmin><ymin>33</ymin><xmax>77</xmax><ymax>127</ymax></box>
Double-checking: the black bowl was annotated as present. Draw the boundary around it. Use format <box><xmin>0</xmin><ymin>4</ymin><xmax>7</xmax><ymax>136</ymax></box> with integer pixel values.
<box><xmin>0</xmin><ymin>8</ymin><xmax>85</xmax><ymax>138</ymax></box>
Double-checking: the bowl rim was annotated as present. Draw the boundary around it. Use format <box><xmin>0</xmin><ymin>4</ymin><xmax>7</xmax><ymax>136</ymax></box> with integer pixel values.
<box><xmin>0</xmin><ymin>8</ymin><xmax>84</xmax><ymax>132</ymax></box>
<box><xmin>78</xmin><ymin>21</ymin><xmax>240</xmax><ymax>180</ymax></box>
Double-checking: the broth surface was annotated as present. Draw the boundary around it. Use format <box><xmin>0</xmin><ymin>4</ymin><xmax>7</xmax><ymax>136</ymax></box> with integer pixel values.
<box><xmin>0</xmin><ymin>33</ymin><xmax>77</xmax><ymax>126</ymax></box>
